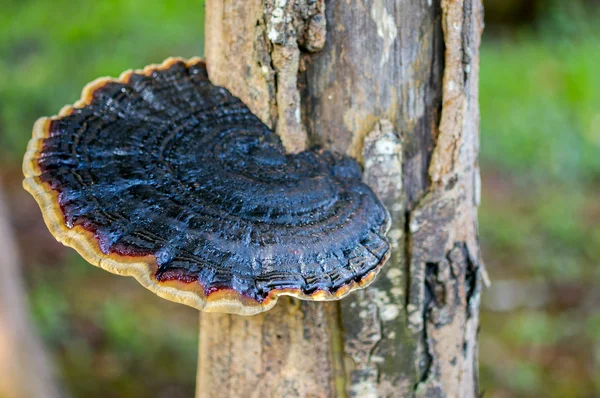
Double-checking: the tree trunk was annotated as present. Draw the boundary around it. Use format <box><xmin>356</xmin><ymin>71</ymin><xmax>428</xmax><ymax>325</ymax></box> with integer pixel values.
<box><xmin>199</xmin><ymin>1</ymin><xmax>485</xmax><ymax>397</ymax></box>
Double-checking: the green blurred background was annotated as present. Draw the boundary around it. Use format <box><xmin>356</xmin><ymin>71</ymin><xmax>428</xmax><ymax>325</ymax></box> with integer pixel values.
<box><xmin>1</xmin><ymin>0</ymin><xmax>599</xmax><ymax>397</ymax></box>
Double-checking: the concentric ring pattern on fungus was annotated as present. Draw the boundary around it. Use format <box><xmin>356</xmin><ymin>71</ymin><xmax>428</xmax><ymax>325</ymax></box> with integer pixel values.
<box><xmin>23</xmin><ymin>57</ymin><xmax>391</xmax><ymax>315</ymax></box>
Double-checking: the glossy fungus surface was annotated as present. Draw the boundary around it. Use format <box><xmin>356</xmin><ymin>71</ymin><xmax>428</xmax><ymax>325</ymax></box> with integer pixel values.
<box><xmin>23</xmin><ymin>58</ymin><xmax>391</xmax><ymax>315</ymax></box>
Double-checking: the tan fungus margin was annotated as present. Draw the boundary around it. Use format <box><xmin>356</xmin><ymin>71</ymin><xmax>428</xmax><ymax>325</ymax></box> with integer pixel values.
<box><xmin>22</xmin><ymin>57</ymin><xmax>391</xmax><ymax>316</ymax></box>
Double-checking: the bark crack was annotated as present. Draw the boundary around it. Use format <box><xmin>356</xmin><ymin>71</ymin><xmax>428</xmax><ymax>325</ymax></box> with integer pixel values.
<box><xmin>418</xmin><ymin>280</ymin><xmax>435</xmax><ymax>385</ymax></box>
<box><xmin>407</xmin><ymin>3</ymin><xmax>485</xmax><ymax>390</ymax></box>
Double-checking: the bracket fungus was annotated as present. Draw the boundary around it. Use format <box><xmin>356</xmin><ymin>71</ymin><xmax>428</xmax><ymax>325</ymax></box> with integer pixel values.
<box><xmin>23</xmin><ymin>58</ymin><xmax>391</xmax><ymax>315</ymax></box>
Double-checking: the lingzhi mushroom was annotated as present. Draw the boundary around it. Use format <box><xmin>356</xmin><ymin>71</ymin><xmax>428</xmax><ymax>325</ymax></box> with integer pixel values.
<box><xmin>23</xmin><ymin>57</ymin><xmax>391</xmax><ymax>316</ymax></box>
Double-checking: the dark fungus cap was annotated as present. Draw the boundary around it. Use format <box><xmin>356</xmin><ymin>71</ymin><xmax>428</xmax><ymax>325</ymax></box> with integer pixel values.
<box><xmin>23</xmin><ymin>58</ymin><xmax>391</xmax><ymax>315</ymax></box>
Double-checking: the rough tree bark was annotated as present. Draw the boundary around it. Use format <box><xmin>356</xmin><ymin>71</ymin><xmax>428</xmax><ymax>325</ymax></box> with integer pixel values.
<box><xmin>199</xmin><ymin>1</ymin><xmax>486</xmax><ymax>397</ymax></box>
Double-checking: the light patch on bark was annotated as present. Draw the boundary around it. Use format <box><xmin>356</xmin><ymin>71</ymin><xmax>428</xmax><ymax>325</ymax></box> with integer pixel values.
<box><xmin>362</xmin><ymin>120</ymin><xmax>403</xmax><ymax>201</ymax></box>
<box><xmin>370</xmin><ymin>0</ymin><xmax>398</xmax><ymax>67</ymax></box>
<box><xmin>265</xmin><ymin>0</ymin><xmax>290</xmax><ymax>43</ymax></box>
<box><xmin>342</xmin><ymin>119</ymin><xmax>410</xmax><ymax>397</ymax></box>
<box><xmin>406</xmin><ymin>82</ymin><xmax>427</xmax><ymax>123</ymax></box>
<box><xmin>386</xmin><ymin>228</ymin><xmax>403</xmax><ymax>249</ymax></box>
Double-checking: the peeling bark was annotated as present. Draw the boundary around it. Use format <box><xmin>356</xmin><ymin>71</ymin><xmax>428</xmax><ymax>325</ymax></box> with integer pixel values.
<box><xmin>202</xmin><ymin>0</ymin><xmax>484</xmax><ymax>396</ymax></box>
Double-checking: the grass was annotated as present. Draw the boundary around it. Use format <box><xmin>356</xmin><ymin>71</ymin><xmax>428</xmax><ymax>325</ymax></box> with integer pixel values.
<box><xmin>480</xmin><ymin>36</ymin><xmax>600</xmax><ymax>183</ymax></box>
